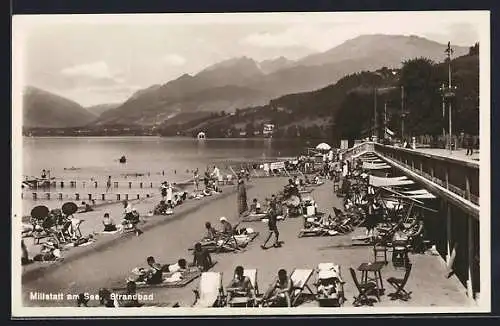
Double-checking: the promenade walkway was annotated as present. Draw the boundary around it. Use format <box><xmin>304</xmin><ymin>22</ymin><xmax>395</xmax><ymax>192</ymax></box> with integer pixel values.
<box><xmin>412</xmin><ymin>148</ymin><xmax>480</xmax><ymax>164</ymax></box>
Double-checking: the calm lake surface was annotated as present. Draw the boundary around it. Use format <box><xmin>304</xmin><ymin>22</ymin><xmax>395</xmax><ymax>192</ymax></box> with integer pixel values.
<box><xmin>22</xmin><ymin>136</ymin><xmax>308</xmax><ymax>181</ymax></box>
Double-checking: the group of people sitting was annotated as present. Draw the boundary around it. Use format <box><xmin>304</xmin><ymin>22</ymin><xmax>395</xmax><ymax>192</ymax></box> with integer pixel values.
<box><xmin>27</xmin><ymin>208</ymin><xmax>84</xmax><ymax>243</ymax></box>
<box><xmin>129</xmin><ymin>256</ymin><xmax>190</xmax><ymax>285</ymax></box>
<box><xmin>225</xmin><ymin>266</ymin><xmax>294</xmax><ymax>307</ymax></box>
<box><xmin>100</xmin><ymin>200</ymin><xmax>142</xmax><ymax>236</ymax></box>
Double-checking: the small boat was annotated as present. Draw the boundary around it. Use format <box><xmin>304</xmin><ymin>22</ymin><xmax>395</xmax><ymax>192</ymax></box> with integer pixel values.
<box><xmin>119</xmin><ymin>156</ymin><xmax>127</xmax><ymax>164</ymax></box>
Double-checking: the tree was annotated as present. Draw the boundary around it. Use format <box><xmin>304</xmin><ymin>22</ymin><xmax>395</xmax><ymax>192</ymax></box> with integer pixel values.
<box><xmin>468</xmin><ymin>42</ymin><xmax>479</xmax><ymax>56</ymax></box>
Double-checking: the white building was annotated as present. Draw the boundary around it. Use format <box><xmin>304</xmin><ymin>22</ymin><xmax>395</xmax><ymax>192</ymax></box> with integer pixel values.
<box><xmin>197</xmin><ymin>131</ymin><xmax>206</xmax><ymax>140</ymax></box>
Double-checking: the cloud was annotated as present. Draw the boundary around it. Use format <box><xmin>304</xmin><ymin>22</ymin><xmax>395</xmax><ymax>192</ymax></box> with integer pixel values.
<box><xmin>61</xmin><ymin>61</ymin><xmax>117</xmax><ymax>80</ymax></box>
<box><xmin>162</xmin><ymin>54</ymin><xmax>186</xmax><ymax>66</ymax></box>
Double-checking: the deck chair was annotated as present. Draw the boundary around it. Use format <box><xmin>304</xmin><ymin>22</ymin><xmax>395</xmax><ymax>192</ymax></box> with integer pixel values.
<box><xmin>228</xmin><ymin>269</ymin><xmax>259</xmax><ymax>307</ymax></box>
<box><xmin>349</xmin><ymin>268</ymin><xmax>377</xmax><ymax>307</ymax></box>
<box><xmin>244</xmin><ymin>268</ymin><xmax>259</xmax><ymax>296</ymax></box>
<box><xmin>290</xmin><ymin>269</ymin><xmax>315</xmax><ymax>306</ymax></box>
<box><xmin>192</xmin><ymin>272</ymin><xmax>226</xmax><ymax>307</ymax></box>
<box><xmin>387</xmin><ymin>263</ymin><xmax>412</xmax><ymax>301</ymax></box>
<box><xmin>315</xmin><ymin>263</ymin><xmax>346</xmax><ymax>307</ymax></box>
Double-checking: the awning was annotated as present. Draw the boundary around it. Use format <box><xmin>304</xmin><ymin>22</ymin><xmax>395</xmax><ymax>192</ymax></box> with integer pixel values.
<box><xmin>403</xmin><ymin>189</ymin><xmax>437</xmax><ymax>199</ymax></box>
<box><xmin>407</xmin><ymin>193</ymin><xmax>437</xmax><ymax>199</ymax></box>
<box><xmin>369</xmin><ymin>175</ymin><xmax>415</xmax><ymax>187</ymax></box>
<box><xmin>362</xmin><ymin>162</ymin><xmax>391</xmax><ymax>170</ymax></box>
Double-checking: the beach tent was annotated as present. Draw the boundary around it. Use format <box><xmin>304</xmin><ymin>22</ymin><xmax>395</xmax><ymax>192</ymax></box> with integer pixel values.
<box><xmin>315</xmin><ymin>143</ymin><xmax>331</xmax><ymax>151</ymax></box>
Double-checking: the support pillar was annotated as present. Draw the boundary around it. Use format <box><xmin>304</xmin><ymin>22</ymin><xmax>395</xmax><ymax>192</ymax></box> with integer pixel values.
<box><xmin>467</xmin><ymin>216</ymin><xmax>474</xmax><ymax>299</ymax></box>
<box><xmin>446</xmin><ymin>203</ymin><xmax>452</xmax><ymax>264</ymax></box>
<box><xmin>465</xmin><ymin>175</ymin><xmax>471</xmax><ymax>201</ymax></box>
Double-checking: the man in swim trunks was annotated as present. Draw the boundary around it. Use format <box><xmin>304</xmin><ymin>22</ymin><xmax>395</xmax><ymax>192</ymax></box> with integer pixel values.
<box><xmin>226</xmin><ymin>266</ymin><xmax>255</xmax><ymax>304</ymax></box>
<box><xmin>261</xmin><ymin>203</ymin><xmax>280</xmax><ymax>249</ymax></box>
<box><xmin>145</xmin><ymin>256</ymin><xmax>163</xmax><ymax>285</ymax></box>
<box><xmin>204</xmin><ymin>222</ymin><xmax>218</xmax><ymax>241</ymax></box>
<box><xmin>192</xmin><ymin>242</ymin><xmax>213</xmax><ymax>271</ymax></box>
<box><xmin>219</xmin><ymin>217</ymin><xmax>233</xmax><ymax>236</ymax></box>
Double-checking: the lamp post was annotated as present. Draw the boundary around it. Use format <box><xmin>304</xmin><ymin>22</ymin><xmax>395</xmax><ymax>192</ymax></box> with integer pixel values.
<box><xmin>444</xmin><ymin>42</ymin><xmax>457</xmax><ymax>154</ymax></box>
<box><xmin>373</xmin><ymin>88</ymin><xmax>378</xmax><ymax>142</ymax></box>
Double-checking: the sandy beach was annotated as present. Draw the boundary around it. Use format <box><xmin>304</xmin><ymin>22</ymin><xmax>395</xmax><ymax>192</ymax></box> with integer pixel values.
<box><xmin>20</xmin><ymin>176</ymin><xmax>470</xmax><ymax>308</ymax></box>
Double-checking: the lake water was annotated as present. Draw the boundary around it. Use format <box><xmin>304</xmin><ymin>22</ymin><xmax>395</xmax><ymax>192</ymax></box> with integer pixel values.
<box><xmin>19</xmin><ymin>137</ymin><xmax>310</xmax><ymax>214</ymax></box>
<box><xmin>22</xmin><ymin>136</ymin><xmax>308</xmax><ymax>180</ymax></box>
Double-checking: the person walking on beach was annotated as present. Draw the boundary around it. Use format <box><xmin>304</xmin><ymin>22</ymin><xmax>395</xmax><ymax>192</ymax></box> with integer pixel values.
<box><xmin>237</xmin><ymin>177</ymin><xmax>248</xmax><ymax>216</ymax></box>
<box><xmin>106</xmin><ymin>176</ymin><xmax>112</xmax><ymax>192</ymax></box>
<box><xmin>261</xmin><ymin>203</ymin><xmax>281</xmax><ymax>250</ymax></box>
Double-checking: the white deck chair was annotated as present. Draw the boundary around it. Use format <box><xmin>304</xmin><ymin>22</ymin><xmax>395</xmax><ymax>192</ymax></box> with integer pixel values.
<box><xmin>243</xmin><ymin>269</ymin><xmax>259</xmax><ymax>295</ymax></box>
<box><xmin>290</xmin><ymin>269</ymin><xmax>314</xmax><ymax>306</ymax></box>
<box><xmin>317</xmin><ymin>263</ymin><xmax>345</xmax><ymax>303</ymax></box>
<box><xmin>192</xmin><ymin>272</ymin><xmax>225</xmax><ymax>307</ymax></box>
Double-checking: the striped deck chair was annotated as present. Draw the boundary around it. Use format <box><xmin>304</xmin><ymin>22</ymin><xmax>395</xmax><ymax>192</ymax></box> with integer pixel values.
<box><xmin>290</xmin><ymin>269</ymin><xmax>314</xmax><ymax>306</ymax></box>
<box><xmin>192</xmin><ymin>272</ymin><xmax>226</xmax><ymax>307</ymax></box>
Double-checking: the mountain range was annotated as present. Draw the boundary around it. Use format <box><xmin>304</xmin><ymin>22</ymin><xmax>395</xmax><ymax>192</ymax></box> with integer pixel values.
<box><xmin>23</xmin><ymin>34</ymin><xmax>469</xmax><ymax>128</ymax></box>
<box><xmin>22</xmin><ymin>86</ymin><xmax>97</xmax><ymax>128</ymax></box>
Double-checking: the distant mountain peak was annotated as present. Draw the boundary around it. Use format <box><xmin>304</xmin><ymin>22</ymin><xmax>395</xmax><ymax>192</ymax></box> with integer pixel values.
<box><xmin>23</xmin><ymin>86</ymin><xmax>96</xmax><ymax>128</ymax></box>
<box><xmin>200</xmin><ymin>56</ymin><xmax>259</xmax><ymax>73</ymax></box>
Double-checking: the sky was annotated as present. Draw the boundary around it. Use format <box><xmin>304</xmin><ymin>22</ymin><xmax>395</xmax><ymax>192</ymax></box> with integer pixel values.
<box><xmin>13</xmin><ymin>11</ymin><xmax>487</xmax><ymax>107</ymax></box>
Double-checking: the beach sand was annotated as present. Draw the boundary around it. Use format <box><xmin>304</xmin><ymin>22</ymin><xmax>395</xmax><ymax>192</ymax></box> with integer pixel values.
<box><xmin>20</xmin><ymin>177</ymin><xmax>471</xmax><ymax>308</ymax></box>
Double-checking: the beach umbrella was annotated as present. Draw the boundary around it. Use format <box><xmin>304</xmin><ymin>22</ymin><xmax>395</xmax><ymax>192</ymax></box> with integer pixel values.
<box><xmin>62</xmin><ymin>202</ymin><xmax>78</xmax><ymax>216</ymax></box>
<box><xmin>315</xmin><ymin>143</ymin><xmax>331</xmax><ymax>151</ymax></box>
<box><xmin>31</xmin><ymin>205</ymin><xmax>49</xmax><ymax>219</ymax></box>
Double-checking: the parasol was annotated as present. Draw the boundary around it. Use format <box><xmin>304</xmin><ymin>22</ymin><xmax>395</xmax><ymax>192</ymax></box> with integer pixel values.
<box><xmin>31</xmin><ymin>205</ymin><xmax>49</xmax><ymax>219</ymax></box>
<box><xmin>315</xmin><ymin>143</ymin><xmax>331</xmax><ymax>151</ymax></box>
<box><xmin>62</xmin><ymin>202</ymin><xmax>78</xmax><ymax>216</ymax></box>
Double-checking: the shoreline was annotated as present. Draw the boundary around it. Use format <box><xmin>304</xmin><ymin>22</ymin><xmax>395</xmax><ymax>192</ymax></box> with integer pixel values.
<box><xmin>21</xmin><ymin>184</ymin><xmax>248</xmax><ymax>283</ymax></box>
<box><xmin>20</xmin><ymin>176</ymin><xmax>471</xmax><ymax>308</ymax></box>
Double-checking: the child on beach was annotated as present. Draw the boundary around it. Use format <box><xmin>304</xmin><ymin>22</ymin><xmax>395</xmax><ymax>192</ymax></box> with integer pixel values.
<box><xmin>122</xmin><ymin>201</ymin><xmax>142</xmax><ymax>236</ymax></box>
<box><xmin>102</xmin><ymin>213</ymin><xmax>119</xmax><ymax>232</ymax></box>
<box><xmin>250</xmin><ymin>198</ymin><xmax>262</xmax><ymax>214</ymax></box>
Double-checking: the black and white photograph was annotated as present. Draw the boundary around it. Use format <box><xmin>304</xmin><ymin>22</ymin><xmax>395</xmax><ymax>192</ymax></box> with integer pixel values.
<box><xmin>11</xmin><ymin>11</ymin><xmax>490</xmax><ymax>316</ymax></box>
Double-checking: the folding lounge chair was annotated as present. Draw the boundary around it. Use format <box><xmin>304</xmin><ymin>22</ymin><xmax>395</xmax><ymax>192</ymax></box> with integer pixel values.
<box><xmin>192</xmin><ymin>272</ymin><xmax>226</xmax><ymax>307</ymax></box>
<box><xmin>228</xmin><ymin>269</ymin><xmax>259</xmax><ymax>307</ymax></box>
<box><xmin>290</xmin><ymin>269</ymin><xmax>315</xmax><ymax>307</ymax></box>
<box><xmin>315</xmin><ymin>263</ymin><xmax>346</xmax><ymax>307</ymax></box>
<box><xmin>349</xmin><ymin>268</ymin><xmax>377</xmax><ymax>307</ymax></box>
<box><xmin>387</xmin><ymin>263</ymin><xmax>412</xmax><ymax>301</ymax></box>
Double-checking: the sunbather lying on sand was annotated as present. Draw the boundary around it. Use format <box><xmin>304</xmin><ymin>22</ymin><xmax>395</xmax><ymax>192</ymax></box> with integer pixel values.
<box><xmin>33</xmin><ymin>241</ymin><xmax>63</xmax><ymax>262</ymax></box>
